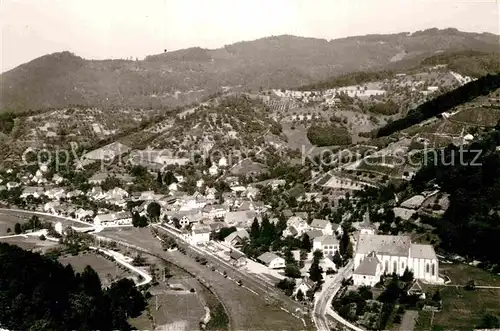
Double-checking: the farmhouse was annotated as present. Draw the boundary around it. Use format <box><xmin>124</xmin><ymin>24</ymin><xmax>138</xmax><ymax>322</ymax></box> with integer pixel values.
<box><xmin>258</xmin><ymin>252</ymin><xmax>285</xmax><ymax>269</ymax></box>
<box><xmin>353</xmin><ymin>233</ymin><xmax>440</xmax><ymax>286</ymax></box>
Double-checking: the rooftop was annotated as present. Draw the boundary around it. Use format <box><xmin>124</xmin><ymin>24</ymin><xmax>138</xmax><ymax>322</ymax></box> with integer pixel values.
<box><xmin>353</xmin><ymin>252</ymin><xmax>380</xmax><ymax>276</ymax></box>
<box><xmin>356</xmin><ymin>234</ymin><xmax>411</xmax><ymax>257</ymax></box>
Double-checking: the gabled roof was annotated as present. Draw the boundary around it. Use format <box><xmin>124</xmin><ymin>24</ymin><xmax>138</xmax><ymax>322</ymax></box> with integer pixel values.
<box><xmin>258</xmin><ymin>252</ymin><xmax>283</xmax><ymax>264</ymax></box>
<box><xmin>305</xmin><ymin>229</ymin><xmax>323</xmax><ymax>240</ymax></box>
<box><xmin>310</xmin><ymin>219</ymin><xmax>329</xmax><ymax>229</ymax></box>
<box><xmin>224</xmin><ymin>229</ymin><xmax>249</xmax><ymax>243</ymax></box>
<box><xmin>353</xmin><ymin>252</ymin><xmax>380</xmax><ymax>276</ymax></box>
<box><xmin>314</xmin><ymin>235</ymin><xmax>339</xmax><ymax>246</ymax></box>
<box><xmin>229</xmin><ymin>250</ymin><xmax>246</xmax><ymax>260</ymax></box>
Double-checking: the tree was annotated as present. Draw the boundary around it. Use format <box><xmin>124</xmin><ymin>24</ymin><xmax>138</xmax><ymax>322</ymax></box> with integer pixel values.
<box><xmin>477</xmin><ymin>314</ymin><xmax>500</xmax><ymax>329</ymax></box>
<box><xmin>156</xmin><ymin>171</ymin><xmax>163</xmax><ymax>186</ymax></box>
<box><xmin>432</xmin><ymin>289</ymin><xmax>441</xmax><ymax>302</ymax></box>
<box><xmin>285</xmin><ymin>264</ymin><xmax>301</xmax><ymax>278</ymax></box>
<box><xmin>132</xmin><ymin>212</ymin><xmax>148</xmax><ymax>228</ymax></box>
<box><xmin>332</xmin><ymin>251</ymin><xmax>343</xmax><ymax>269</ymax></box>
<box><xmin>14</xmin><ymin>222</ymin><xmax>22</xmax><ymax>234</ymax></box>
<box><xmin>301</xmin><ymin>233</ymin><xmax>312</xmax><ymax>252</ymax></box>
<box><xmin>296</xmin><ymin>289</ymin><xmax>304</xmax><ymax>301</ymax></box>
<box><xmin>309</xmin><ymin>258</ymin><xmax>323</xmax><ymax>283</ymax></box>
<box><xmin>147</xmin><ymin>202</ymin><xmax>161</xmax><ymax>222</ymax></box>
<box><xmin>250</xmin><ymin>218</ymin><xmax>260</xmax><ymax>240</ymax></box>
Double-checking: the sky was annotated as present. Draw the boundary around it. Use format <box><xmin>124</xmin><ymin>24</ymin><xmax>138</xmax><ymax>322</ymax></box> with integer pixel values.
<box><xmin>1</xmin><ymin>0</ymin><xmax>499</xmax><ymax>72</ymax></box>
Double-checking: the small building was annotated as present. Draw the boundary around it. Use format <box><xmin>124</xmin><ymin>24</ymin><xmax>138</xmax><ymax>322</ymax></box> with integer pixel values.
<box><xmin>293</xmin><ymin>277</ymin><xmax>315</xmax><ymax>297</ymax></box>
<box><xmin>20</xmin><ymin>186</ymin><xmax>44</xmax><ymax>199</ymax></box>
<box><xmin>229</xmin><ymin>250</ymin><xmax>247</xmax><ymax>267</ymax></box>
<box><xmin>209</xmin><ymin>164</ymin><xmax>219</xmax><ymax>176</ymax></box>
<box><xmin>258</xmin><ymin>252</ymin><xmax>285</xmax><ymax>269</ymax></box>
<box><xmin>310</xmin><ymin>219</ymin><xmax>333</xmax><ymax>235</ymax></box>
<box><xmin>191</xmin><ymin>226</ymin><xmax>211</xmax><ymax>245</ymax></box>
<box><xmin>224</xmin><ymin>229</ymin><xmax>249</xmax><ymax>247</ymax></box>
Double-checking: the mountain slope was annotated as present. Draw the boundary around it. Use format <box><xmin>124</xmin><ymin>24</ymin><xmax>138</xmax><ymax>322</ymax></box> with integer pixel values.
<box><xmin>1</xmin><ymin>28</ymin><xmax>498</xmax><ymax>113</ymax></box>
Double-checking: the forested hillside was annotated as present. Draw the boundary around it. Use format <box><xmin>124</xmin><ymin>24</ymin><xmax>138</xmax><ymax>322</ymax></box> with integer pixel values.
<box><xmin>0</xmin><ymin>243</ymin><xmax>146</xmax><ymax>331</ymax></box>
<box><xmin>412</xmin><ymin>128</ymin><xmax>500</xmax><ymax>266</ymax></box>
<box><xmin>377</xmin><ymin>73</ymin><xmax>500</xmax><ymax>137</ymax></box>
<box><xmin>1</xmin><ymin>28</ymin><xmax>498</xmax><ymax>113</ymax></box>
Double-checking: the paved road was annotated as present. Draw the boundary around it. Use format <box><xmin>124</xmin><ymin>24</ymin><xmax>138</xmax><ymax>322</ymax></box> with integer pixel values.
<box><xmin>313</xmin><ymin>260</ymin><xmax>361</xmax><ymax>331</ymax></box>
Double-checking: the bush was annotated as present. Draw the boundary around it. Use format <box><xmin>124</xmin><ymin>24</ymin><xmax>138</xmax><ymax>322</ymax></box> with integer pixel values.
<box><xmin>39</xmin><ymin>234</ymin><xmax>46</xmax><ymax>241</ymax></box>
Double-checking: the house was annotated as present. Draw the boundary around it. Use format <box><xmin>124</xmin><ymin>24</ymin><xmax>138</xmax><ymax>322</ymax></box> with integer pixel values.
<box><xmin>209</xmin><ymin>164</ymin><xmax>219</xmax><ymax>176</ymax></box>
<box><xmin>196</xmin><ymin>179</ymin><xmax>205</xmax><ymax>188</ymax></box>
<box><xmin>20</xmin><ymin>186</ymin><xmax>44</xmax><ymax>199</ymax></box>
<box><xmin>75</xmin><ymin>208</ymin><xmax>94</xmax><ymax>221</ymax></box>
<box><xmin>6</xmin><ymin>182</ymin><xmax>20</xmax><ymax>190</ymax></box>
<box><xmin>88</xmin><ymin>172</ymin><xmax>111</xmax><ymax>185</ymax></box>
<box><xmin>52</xmin><ymin>174</ymin><xmax>65</xmax><ymax>185</ymax></box>
<box><xmin>224</xmin><ymin>211</ymin><xmax>256</xmax><ymax>228</ymax></box>
<box><xmin>293</xmin><ymin>277</ymin><xmax>315</xmax><ymax>296</ymax></box>
<box><xmin>44</xmin><ymin>201</ymin><xmax>60</xmax><ymax>214</ymax></box>
<box><xmin>229</xmin><ymin>250</ymin><xmax>247</xmax><ymax>267</ymax></box>
<box><xmin>353</xmin><ymin>252</ymin><xmax>383</xmax><ymax>287</ymax></box>
<box><xmin>168</xmin><ymin>182</ymin><xmax>179</xmax><ymax>192</ymax></box>
<box><xmin>269</xmin><ymin>179</ymin><xmax>286</xmax><ymax>190</ymax></box>
<box><xmin>66</xmin><ymin>190</ymin><xmax>83</xmax><ymax>199</ymax></box>
<box><xmin>310</xmin><ymin>219</ymin><xmax>333</xmax><ymax>235</ymax></box>
<box><xmin>87</xmin><ymin>187</ymin><xmax>106</xmax><ymax>201</ymax></box>
<box><xmin>258</xmin><ymin>252</ymin><xmax>285</xmax><ymax>269</ymax></box>
<box><xmin>354</xmin><ymin>233</ymin><xmax>440</xmax><ymax>285</ymax></box>
<box><xmin>191</xmin><ymin>225</ymin><xmax>211</xmax><ymax>245</ymax></box>
<box><xmin>202</xmin><ymin>204</ymin><xmax>227</xmax><ymax>219</ymax></box>
<box><xmin>205</xmin><ymin>187</ymin><xmax>217</xmax><ymax>200</ymax></box>
<box><xmin>313</xmin><ymin>235</ymin><xmax>339</xmax><ymax>257</ymax></box>
<box><xmin>219</xmin><ymin>157</ymin><xmax>228</xmax><ymax>167</ymax></box>
<box><xmin>224</xmin><ymin>229</ymin><xmax>249</xmax><ymax>247</ymax></box>
<box><xmin>283</xmin><ymin>216</ymin><xmax>309</xmax><ymax>237</ymax></box>
<box><xmin>45</xmin><ymin>188</ymin><xmax>66</xmax><ymax>200</ymax></box>
<box><xmin>94</xmin><ymin>211</ymin><xmax>132</xmax><ymax>226</ymax></box>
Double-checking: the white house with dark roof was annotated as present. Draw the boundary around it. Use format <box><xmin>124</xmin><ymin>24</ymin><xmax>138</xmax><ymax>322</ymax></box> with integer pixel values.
<box><xmin>283</xmin><ymin>216</ymin><xmax>309</xmax><ymax>237</ymax></box>
<box><xmin>354</xmin><ymin>233</ymin><xmax>440</xmax><ymax>285</ymax></box>
<box><xmin>20</xmin><ymin>186</ymin><xmax>44</xmax><ymax>199</ymax></box>
<box><xmin>313</xmin><ymin>235</ymin><xmax>339</xmax><ymax>257</ymax></box>
<box><xmin>191</xmin><ymin>224</ymin><xmax>211</xmax><ymax>245</ymax></box>
<box><xmin>310</xmin><ymin>219</ymin><xmax>333</xmax><ymax>235</ymax></box>
<box><xmin>258</xmin><ymin>252</ymin><xmax>285</xmax><ymax>269</ymax></box>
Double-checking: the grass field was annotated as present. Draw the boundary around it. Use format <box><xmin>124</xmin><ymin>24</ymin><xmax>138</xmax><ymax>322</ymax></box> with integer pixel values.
<box><xmin>419</xmin><ymin>263</ymin><xmax>500</xmax><ymax>330</ymax></box>
<box><xmin>59</xmin><ymin>252</ymin><xmax>133</xmax><ymax>287</ymax></box>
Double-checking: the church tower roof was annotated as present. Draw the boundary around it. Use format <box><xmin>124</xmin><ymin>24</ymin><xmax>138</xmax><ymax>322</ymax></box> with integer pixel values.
<box><xmin>361</xmin><ymin>209</ymin><xmax>375</xmax><ymax>229</ymax></box>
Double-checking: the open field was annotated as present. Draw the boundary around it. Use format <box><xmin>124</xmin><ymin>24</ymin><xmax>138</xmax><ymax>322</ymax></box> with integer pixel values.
<box><xmin>100</xmin><ymin>227</ymin><xmax>308</xmax><ymax>330</ymax></box>
<box><xmin>440</xmin><ymin>263</ymin><xmax>500</xmax><ymax>287</ymax></box>
<box><xmin>419</xmin><ymin>263</ymin><xmax>500</xmax><ymax>330</ymax></box>
<box><xmin>0</xmin><ymin>236</ymin><xmax>59</xmax><ymax>252</ymax></box>
<box><xmin>130</xmin><ymin>278</ymin><xmax>206</xmax><ymax>331</ymax></box>
<box><xmin>282</xmin><ymin>123</ymin><xmax>312</xmax><ymax>151</ymax></box>
<box><xmin>0</xmin><ymin>211</ymin><xmax>30</xmax><ymax>235</ymax></box>
<box><xmin>59</xmin><ymin>252</ymin><xmax>134</xmax><ymax>287</ymax></box>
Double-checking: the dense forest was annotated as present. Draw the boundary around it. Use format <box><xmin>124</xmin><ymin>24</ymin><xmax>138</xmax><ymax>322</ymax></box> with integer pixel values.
<box><xmin>412</xmin><ymin>128</ymin><xmax>500</xmax><ymax>266</ymax></box>
<box><xmin>377</xmin><ymin>73</ymin><xmax>500</xmax><ymax>137</ymax></box>
<box><xmin>0</xmin><ymin>243</ymin><xmax>146</xmax><ymax>331</ymax></box>
<box><xmin>297</xmin><ymin>70</ymin><xmax>395</xmax><ymax>91</ymax></box>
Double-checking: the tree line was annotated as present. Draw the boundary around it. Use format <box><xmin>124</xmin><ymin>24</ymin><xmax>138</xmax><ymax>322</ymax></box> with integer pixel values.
<box><xmin>0</xmin><ymin>243</ymin><xmax>146</xmax><ymax>330</ymax></box>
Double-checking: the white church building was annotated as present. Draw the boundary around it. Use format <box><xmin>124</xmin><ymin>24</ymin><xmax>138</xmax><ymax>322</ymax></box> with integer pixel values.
<box><xmin>353</xmin><ymin>211</ymin><xmax>441</xmax><ymax>286</ymax></box>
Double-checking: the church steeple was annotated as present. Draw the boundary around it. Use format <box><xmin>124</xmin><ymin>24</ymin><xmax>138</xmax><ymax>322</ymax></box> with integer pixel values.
<box><xmin>360</xmin><ymin>208</ymin><xmax>375</xmax><ymax>235</ymax></box>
